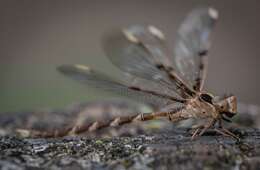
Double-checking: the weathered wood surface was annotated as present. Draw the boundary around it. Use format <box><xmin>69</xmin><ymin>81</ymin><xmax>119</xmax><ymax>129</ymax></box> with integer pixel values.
<box><xmin>0</xmin><ymin>101</ymin><xmax>260</xmax><ymax>170</ymax></box>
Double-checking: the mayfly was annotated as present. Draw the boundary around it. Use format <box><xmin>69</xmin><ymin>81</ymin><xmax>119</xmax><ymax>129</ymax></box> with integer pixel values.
<box><xmin>18</xmin><ymin>7</ymin><xmax>240</xmax><ymax>140</ymax></box>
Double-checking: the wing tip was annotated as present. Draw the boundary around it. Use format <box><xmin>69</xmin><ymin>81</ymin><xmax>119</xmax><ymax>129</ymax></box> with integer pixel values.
<box><xmin>57</xmin><ymin>64</ymin><xmax>92</xmax><ymax>74</ymax></box>
<box><xmin>74</xmin><ymin>64</ymin><xmax>91</xmax><ymax>71</ymax></box>
<box><xmin>148</xmin><ymin>25</ymin><xmax>165</xmax><ymax>40</ymax></box>
<box><xmin>208</xmin><ymin>7</ymin><xmax>219</xmax><ymax>20</ymax></box>
<box><xmin>122</xmin><ymin>29</ymin><xmax>140</xmax><ymax>43</ymax></box>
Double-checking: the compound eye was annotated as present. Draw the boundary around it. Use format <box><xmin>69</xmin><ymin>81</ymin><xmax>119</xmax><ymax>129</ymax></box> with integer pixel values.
<box><xmin>200</xmin><ymin>93</ymin><xmax>213</xmax><ymax>104</ymax></box>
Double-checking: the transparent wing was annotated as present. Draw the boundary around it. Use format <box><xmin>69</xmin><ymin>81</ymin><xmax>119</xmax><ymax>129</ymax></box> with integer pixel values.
<box><xmin>57</xmin><ymin>64</ymin><xmax>185</xmax><ymax>107</ymax></box>
<box><xmin>174</xmin><ymin>7</ymin><xmax>218</xmax><ymax>91</ymax></box>
<box><xmin>120</xmin><ymin>25</ymin><xmax>174</xmax><ymax>67</ymax></box>
<box><xmin>102</xmin><ymin>25</ymin><xmax>189</xmax><ymax>98</ymax></box>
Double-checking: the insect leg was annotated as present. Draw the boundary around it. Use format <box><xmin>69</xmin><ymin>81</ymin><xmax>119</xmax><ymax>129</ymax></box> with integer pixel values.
<box><xmin>191</xmin><ymin>118</ymin><xmax>216</xmax><ymax>140</ymax></box>
<box><xmin>217</xmin><ymin>119</ymin><xmax>240</xmax><ymax>141</ymax></box>
<box><xmin>198</xmin><ymin>119</ymin><xmax>216</xmax><ymax>136</ymax></box>
<box><xmin>214</xmin><ymin>128</ymin><xmax>240</xmax><ymax>141</ymax></box>
<box><xmin>191</xmin><ymin>127</ymin><xmax>203</xmax><ymax>140</ymax></box>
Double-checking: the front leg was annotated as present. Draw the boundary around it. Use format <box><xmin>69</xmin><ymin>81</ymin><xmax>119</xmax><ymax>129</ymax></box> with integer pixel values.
<box><xmin>214</xmin><ymin>119</ymin><xmax>240</xmax><ymax>141</ymax></box>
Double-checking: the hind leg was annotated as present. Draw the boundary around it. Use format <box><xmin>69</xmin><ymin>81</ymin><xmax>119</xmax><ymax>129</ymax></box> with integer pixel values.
<box><xmin>214</xmin><ymin>119</ymin><xmax>240</xmax><ymax>141</ymax></box>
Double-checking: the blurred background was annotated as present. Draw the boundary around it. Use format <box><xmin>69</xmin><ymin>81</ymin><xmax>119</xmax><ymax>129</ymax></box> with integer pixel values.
<box><xmin>0</xmin><ymin>0</ymin><xmax>259</xmax><ymax>112</ymax></box>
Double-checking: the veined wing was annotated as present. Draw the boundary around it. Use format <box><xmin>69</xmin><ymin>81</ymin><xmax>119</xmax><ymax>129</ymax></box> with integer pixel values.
<box><xmin>174</xmin><ymin>7</ymin><xmax>218</xmax><ymax>91</ymax></box>
<box><xmin>102</xmin><ymin>25</ymin><xmax>194</xmax><ymax>98</ymax></box>
<box><xmin>121</xmin><ymin>25</ymin><xmax>174</xmax><ymax>67</ymax></box>
<box><xmin>57</xmin><ymin>64</ymin><xmax>186</xmax><ymax>107</ymax></box>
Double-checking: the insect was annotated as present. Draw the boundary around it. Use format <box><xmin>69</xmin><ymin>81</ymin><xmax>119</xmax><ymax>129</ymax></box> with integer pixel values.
<box><xmin>17</xmin><ymin>7</ymin><xmax>239</xmax><ymax>140</ymax></box>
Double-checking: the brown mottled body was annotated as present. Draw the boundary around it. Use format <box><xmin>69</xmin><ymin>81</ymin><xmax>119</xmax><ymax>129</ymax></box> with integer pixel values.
<box><xmin>17</xmin><ymin>94</ymin><xmax>238</xmax><ymax>140</ymax></box>
<box><xmin>16</xmin><ymin>7</ymin><xmax>240</xmax><ymax>140</ymax></box>
<box><xmin>17</xmin><ymin>112</ymin><xmax>167</xmax><ymax>138</ymax></box>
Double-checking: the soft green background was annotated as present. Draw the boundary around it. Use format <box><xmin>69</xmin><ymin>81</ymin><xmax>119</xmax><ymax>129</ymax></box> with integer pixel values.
<box><xmin>1</xmin><ymin>62</ymin><xmax>122</xmax><ymax>112</ymax></box>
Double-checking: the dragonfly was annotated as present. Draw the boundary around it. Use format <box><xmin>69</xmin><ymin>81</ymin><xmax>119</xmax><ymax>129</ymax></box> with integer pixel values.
<box><xmin>17</xmin><ymin>7</ymin><xmax>239</xmax><ymax>140</ymax></box>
